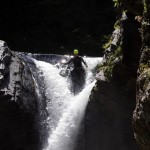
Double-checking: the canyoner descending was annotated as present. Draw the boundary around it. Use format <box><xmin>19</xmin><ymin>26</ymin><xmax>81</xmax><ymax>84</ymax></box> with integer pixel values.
<box><xmin>61</xmin><ymin>49</ymin><xmax>88</xmax><ymax>95</ymax></box>
<box><xmin>32</xmin><ymin>55</ymin><xmax>102</xmax><ymax>150</ymax></box>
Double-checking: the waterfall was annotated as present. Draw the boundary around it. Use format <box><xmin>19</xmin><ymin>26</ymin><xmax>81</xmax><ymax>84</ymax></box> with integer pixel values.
<box><xmin>32</xmin><ymin>56</ymin><xmax>102</xmax><ymax>150</ymax></box>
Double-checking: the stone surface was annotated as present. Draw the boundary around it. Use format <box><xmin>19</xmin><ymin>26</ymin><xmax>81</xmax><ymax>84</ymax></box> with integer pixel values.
<box><xmin>121</xmin><ymin>11</ymin><xmax>142</xmax><ymax>69</ymax></box>
<box><xmin>101</xmin><ymin>1</ymin><xmax>150</xmax><ymax>149</ymax></box>
<box><xmin>131</xmin><ymin>1</ymin><xmax>150</xmax><ymax>149</ymax></box>
<box><xmin>133</xmin><ymin>70</ymin><xmax>150</xmax><ymax>150</ymax></box>
<box><xmin>84</xmin><ymin>80</ymin><xmax>139</xmax><ymax>150</ymax></box>
<box><xmin>0</xmin><ymin>41</ymin><xmax>47</xmax><ymax>150</ymax></box>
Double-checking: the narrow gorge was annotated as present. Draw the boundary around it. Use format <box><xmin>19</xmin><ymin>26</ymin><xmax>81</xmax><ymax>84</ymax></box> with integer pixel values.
<box><xmin>0</xmin><ymin>0</ymin><xmax>150</xmax><ymax>150</ymax></box>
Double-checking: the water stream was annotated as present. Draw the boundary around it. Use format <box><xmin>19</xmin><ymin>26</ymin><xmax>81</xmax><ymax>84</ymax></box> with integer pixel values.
<box><xmin>33</xmin><ymin>56</ymin><xmax>102</xmax><ymax>150</ymax></box>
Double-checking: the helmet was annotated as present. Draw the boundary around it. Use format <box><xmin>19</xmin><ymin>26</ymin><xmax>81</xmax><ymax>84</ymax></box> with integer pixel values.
<box><xmin>73</xmin><ymin>49</ymin><xmax>79</xmax><ymax>55</ymax></box>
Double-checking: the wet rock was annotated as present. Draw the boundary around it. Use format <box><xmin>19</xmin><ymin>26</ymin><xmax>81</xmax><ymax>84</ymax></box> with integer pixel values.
<box><xmin>84</xmin><ymin>79</ymin><xmax>139</xmax><ymax>150</ymax></box>
<box><xmin>132</xmin><ymin>1</ymin><xmax>150</xmax><ymax>149</ymax></box>
<box><xmin>107</xmin><ymin>28</ymin><xmax>121</xmax><ymax>54</ymax></box>
<box><xmin>133</xmin><ymin>48</ymin><xmax>150</xmax><ymax>149</ymax></box>
<box><xmin>133</xmin><ymin>71</ymin><xmax>150</xmax><ymax>150</ymax></box>
<box><xmin>0</xmin><ymin>40</ymin><xmax>45</xmax><ymax>150</ymax></box>
<box><xmin>121</xmin><ymin>11</ymin><xmax>142</xmax><ymax>69</ymax></box>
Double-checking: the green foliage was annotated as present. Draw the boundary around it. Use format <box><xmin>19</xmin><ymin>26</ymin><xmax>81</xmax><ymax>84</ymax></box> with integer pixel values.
<box><xmin>113</xmin><ymin>0</ymin><xmax>121</xmax><ymax>8</ymax></box>
<box><xmin>114</xmin><ymin>20</ymin><xmax>121</xmax><ymax>29</ymax></box>
<box><xmin>97</xmin><ymin>46</ymin><xmax>122</xmax><ymax>80</ymax></box>
<box><xmin>101</xmin><ymin>34</ymin><xmax>112</xmax><ymax>51</ymax></box>
<box><xmin>144</xmin><ymin>1</ymin><xmax>148</xmax><ymax>13</ymax></box>
<box><xmin>102</xmin><ymin>39</ymin><xmax>112</xmax><ymax>49</ymax></box>
<box><xmin>100</xmin><ymin>63</ymin><xmax>114</xmax><ymax>80</ymax></box>
<box><xmin>141</xmin><ymin>68</ymin><xmax>150</xmax><ymax>89</ymax></box>
<box><xmin>114</xmin><ymin>46</ymin><xmax>122</xmax><ymax>57</ymax></box>
<box><xmin>113</xmin><ymin>0</ymin><xmax>118</xmax><ymax>7</ymax></box>
<box><xmin>139</xmin><ymin>63</ymin><xmax>149</xmax><ymax>72</ymax></box>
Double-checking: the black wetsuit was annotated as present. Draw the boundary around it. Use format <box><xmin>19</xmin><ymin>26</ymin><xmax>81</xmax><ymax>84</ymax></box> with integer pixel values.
<box><xmin>66</xmin><ymin>55</ymin><xmax>87</xmax><ymax>80</ymax></box>
<box><xmin>66</xmin><ymin>56</ymin><xmax>87</xmax><ymax>70</ymax></box>
<box><xmin>65</xmin><ymin>56</ymin><xmax>87</xmax><ymax>94</ymax></box>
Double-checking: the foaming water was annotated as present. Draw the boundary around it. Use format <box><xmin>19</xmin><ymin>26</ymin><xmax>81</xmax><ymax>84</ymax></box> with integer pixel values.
<box><xmin>35</xmin><ymin>61</ymin><xmax>72</xmax><ymax>129</ymax></box>
<box><xmin>44</xmin><ymin>81</ymin><xmax>96</xmax><ymax>150</ymax></box>
<box><xmin>34</xmin><ymin>57</ymin><xmax>102</xmax><ymax>150</ymax></box>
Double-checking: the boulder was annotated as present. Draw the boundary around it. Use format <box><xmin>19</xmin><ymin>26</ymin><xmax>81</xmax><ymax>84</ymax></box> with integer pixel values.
<box><xmin>84</xmin><ymin>79</ymin><xmax>139</xmax><ymax>150</ymax></box>
<box><xmin>0</xmin><ymin>40</ymin><xmax>46</xmax><ymax>150</ymax></box>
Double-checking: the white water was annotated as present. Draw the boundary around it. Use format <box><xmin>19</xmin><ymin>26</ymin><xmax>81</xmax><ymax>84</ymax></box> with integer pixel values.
<box><xmin>34</xmin><ymin>57</ymin><xmax>102</xmax><ymax>150</ymax></box>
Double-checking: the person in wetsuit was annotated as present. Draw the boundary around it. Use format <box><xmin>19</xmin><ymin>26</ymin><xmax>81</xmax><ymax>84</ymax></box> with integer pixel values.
<box><xmin>64</xmin><ymin>49</ymin><xmax>88</xmax><ymax>94</ymax></box>
<box><xmin>65</xmin><ymin>49</ymin><xmax>88</xmax><ymax>70</ymax></box>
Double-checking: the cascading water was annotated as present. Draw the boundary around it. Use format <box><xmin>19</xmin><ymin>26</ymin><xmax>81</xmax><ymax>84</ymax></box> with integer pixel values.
<box><xmin>32</xmin><ymin>56</ymin><xmax>102</xmax><ymax>150</ymax></box>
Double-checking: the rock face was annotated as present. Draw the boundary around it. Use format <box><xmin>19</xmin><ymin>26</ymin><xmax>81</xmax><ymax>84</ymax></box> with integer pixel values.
<box><xmin>132</xmin><ymin>1</ymin><xmax>150</xmax><ymax>150</ymax></box>
<box><xmin>0</xmin><ymin>40</ymin><xmax>12</xmax><ymax>95</ymax></box>
<box><xmin>83</xmin><ymin>9</ymin><xmax>142</xmax><ymax>150</ymax></box>
<box><xmin>89</xmin><ymin>0</ymin><xmax>150</xmax><ymax>150</ymax></box>
<box><xmin>0</xmin><ymin>40</ymin><xmax>47</xmax><ymax>150</ymax></box>
<box><xmin>84</xmin><ymin>1</ymin><xmax>150</xmax><ymax>150</ymax></box>
<box><xmin>84</xmin><ymin>80</ymin><xmax>139</xmax><ymax>150</ymax></box>
<box><xmin>121</xmin><ymin>11</ymin><xmax>142</xmax><ymax>70</ymax></box>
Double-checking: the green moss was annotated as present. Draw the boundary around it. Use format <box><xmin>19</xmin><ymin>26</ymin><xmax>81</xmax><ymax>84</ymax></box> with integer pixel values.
<box><xmin>142</xmin><ymin>68</ymin><xmax>150</xmax><ymax>89</ymax></box>
<box><xmin>97</xmin><ymin>46</ymin><xmax>122</xmax><ymax>80</ymax></box>
<box><xmin>114</xmin><ymin>46</ymin><xmax>122</xmax><ymax>57</ymax></box>
<box><xmin>102</xmin><ymin>40</ymin><xmax>112</xmax><ymax>50</ymax></box>
<box><xmin>103</xmin><ymin>65</ymin><xmax>114</xmax><ymax>80</ymax></box>
<box><xmin>113</xmin><ymin>0</ymin><xmax>121</xmax><ymax>8</ymax></box>
<box><xmin>144</xmin><ymin>1</ymin><xmax>148</xmax><ymax>13</ymax></box>
<box><xmin>139</xmin><ymin>63</ymin><xmax>149</xmax><ymax>72</ymax></box>
<box><xmin>102</xmin><ymin>35</ymin><xmax>112</xmax><ymax>50</ymax></box>
<box><xmin>114</xmin><ymin>20</ymin><xmax>121</xmax><ymax>29</ymax></box>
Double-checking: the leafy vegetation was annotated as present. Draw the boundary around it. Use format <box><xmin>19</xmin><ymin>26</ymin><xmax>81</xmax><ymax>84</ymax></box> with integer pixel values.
<box><xmin>114</xmin><ymin>20</ymin><xmax>121</xmax><ymax>29</ymax></box>
<box><xmin>102</xmin><ymin>35</ymin><xmax>112</xmax><ymax>50</ymax></box>
<box><xmin>144</xmin><ymin>1</ymin><xmax>148</xmax><ymax>13</ymax></box>
<box><xmin>97</xmin><ymin>46</ymin><xmax>122</xmax><ymax>80</ymax></box>
<box><xmin>139</xmin><ymin>63</ymin><xmax>149</xmax><ymax>73</ymax></box>
<box><xmin>113</xmin><ymin>0</ymin><xmax>121</xmax><ymax>8</ymax></box>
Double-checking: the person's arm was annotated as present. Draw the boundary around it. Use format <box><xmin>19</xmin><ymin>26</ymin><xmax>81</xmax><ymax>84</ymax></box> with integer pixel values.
<box><xmin>81</xmin><ymin>57</ymin><xmax>88</xmax><ymax>67</ymax></box>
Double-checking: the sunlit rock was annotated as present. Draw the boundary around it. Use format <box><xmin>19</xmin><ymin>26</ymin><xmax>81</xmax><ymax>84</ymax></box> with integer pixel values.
<box><xmin>0</xmin><ymin>41</ymin><xmax>46</xmax><ymax>150</ymax></box>
<box><xmin>0</xmin><ymin>41</ymin><xmax>12</xmax><ymax>96</ymax></box>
